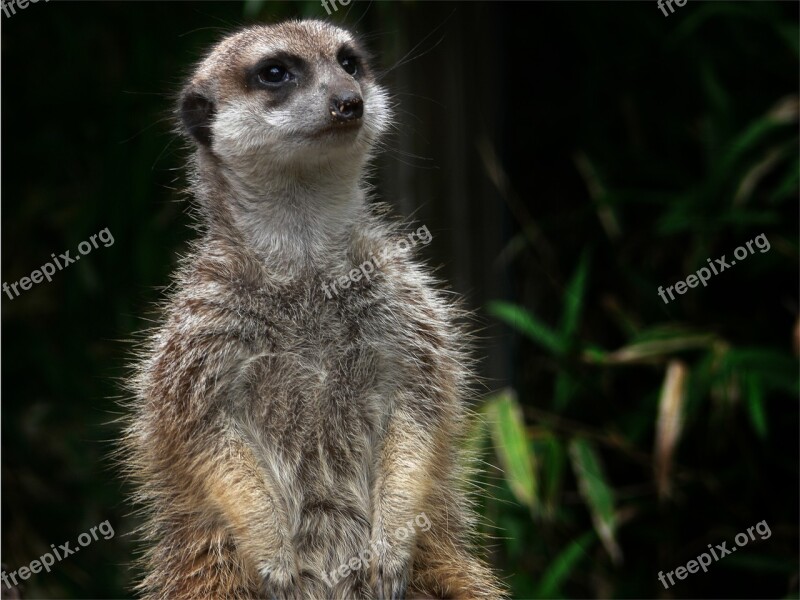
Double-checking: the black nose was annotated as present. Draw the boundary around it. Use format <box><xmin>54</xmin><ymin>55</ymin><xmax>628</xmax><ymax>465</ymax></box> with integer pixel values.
<box><xmin>330</xmin><ymin>93</ymin><xmax>363</xmax><ymax>122</ymax></box>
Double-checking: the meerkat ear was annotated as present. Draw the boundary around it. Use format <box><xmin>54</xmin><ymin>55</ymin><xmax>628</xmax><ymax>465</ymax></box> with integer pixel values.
<box><xmin>180</xmin><ymin>85</ymin><xmax>216</xmax><ymax>147</ymax></box>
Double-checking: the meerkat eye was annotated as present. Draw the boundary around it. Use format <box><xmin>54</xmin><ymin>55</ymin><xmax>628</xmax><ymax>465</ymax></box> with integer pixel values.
<box><xmin>340</xmin><ymin>56</ymin><xmax>358</xmax><ymax>76</ymax></box>
<box><xmin>258</xmin><ymin>64</ymin><xmax>290</xmax><ymax>85</ymax></box>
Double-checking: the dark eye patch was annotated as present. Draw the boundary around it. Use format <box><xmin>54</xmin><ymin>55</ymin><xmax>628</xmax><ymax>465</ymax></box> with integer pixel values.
<box><xmin>336</xmin><ymin>45</ymin><xmax>367</xmax><ymax>79</ymax></box>
<box><xmin>246</xmin><ymin>53</ymin><xmax>307</xmax><ymax>90</ymax></box>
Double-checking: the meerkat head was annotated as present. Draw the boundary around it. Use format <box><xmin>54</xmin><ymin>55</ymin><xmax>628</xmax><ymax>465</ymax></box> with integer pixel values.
<box><xmin>179</xmin><ymin>20</ymin><xmax>391</xmax><ymax>184</ymax></box>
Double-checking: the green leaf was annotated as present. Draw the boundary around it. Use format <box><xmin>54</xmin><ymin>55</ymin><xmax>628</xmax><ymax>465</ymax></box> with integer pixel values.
<box><xmin>699</xmin><ymin>59</ymin><xmax>731</xmax><ymax>117</ymax></box>
<box><xmin>568</xmin><ymin>438</ymin><xmax>621</xmax><ymax>564</ymax></box>
<box><xmin>718</xmin><ymin>116</ymin><xmax>793</xmax><ymax>177</ymax></box>
<box><xmin>486</xmin><ymin>390</ymin><xmax>539</xmax><ymax>513</ymax></box>
<box><xmin>770</xmin><ymin>160</ymin><xmax>800</xmax><ymax>203</ymax></box>
<box><xmin>583</xmin><ymin>345</ymin><xmax>609</xmax><ymax>362</ymax></box>
<box><xmin>534</xmin><ymin>530</ymin><xmax>595</xmax><ymax>598</ymax></box>
<box><xmin>488</xmin><ymin>301</ymin><xmax>565</xmax><ymax>356</ymax></box>
<box><xmin>724</xmin><ymin>348</ymin><xmax>799</xmax><ymax>394</ymax></box>
<box><xmin>554</xmin><ymin>371</ymin><xmax>579</xmax><ymax>411</ymax></box>
<box><xmin>560</xmin><ymin>250</ymin><xmax>590</xmax><ymax>340</ymax></box>
<box><xmin>745</xmin><ymin>373</ymin><xmax>768</xmax><ymax>439</ymax></box>
<box><xmin>535</xmin><ymin>434</ymin><xmax>566</xmax><ymax>518</ymax></box>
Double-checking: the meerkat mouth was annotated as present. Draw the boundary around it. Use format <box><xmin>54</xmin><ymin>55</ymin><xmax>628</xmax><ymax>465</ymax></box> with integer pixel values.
<box><xmin>313</xmin><ymin>120</ymin><xmax>363</xmax><ymax>139</ymax></box>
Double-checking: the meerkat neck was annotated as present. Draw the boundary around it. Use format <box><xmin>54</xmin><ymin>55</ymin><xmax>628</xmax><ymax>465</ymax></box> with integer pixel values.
<box><xmin>196</xmin><ymin>155</ymin><xmax>368</xmax><ymax>275</ymax></box>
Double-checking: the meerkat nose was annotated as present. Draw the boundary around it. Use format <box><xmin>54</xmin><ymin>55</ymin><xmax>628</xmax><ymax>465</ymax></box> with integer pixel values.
<box><xmin>329</xmin><ymin>92</ymin><xmax>364</xmax><ymax>122</ymax></box>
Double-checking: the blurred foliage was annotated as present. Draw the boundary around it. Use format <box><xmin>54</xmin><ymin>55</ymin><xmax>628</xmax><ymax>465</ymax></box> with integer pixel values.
<box><xmin>2</xmin><ymin>1</ymin><xmax>798</xmax><ymax>599</ymax></box>
<box><xmin>475</xmin><ymin>2</ymin><xmax>799</xmax><ymax>598</ymax></box>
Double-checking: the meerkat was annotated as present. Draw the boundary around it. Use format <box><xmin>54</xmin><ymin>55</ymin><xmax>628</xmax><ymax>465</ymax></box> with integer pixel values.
<box><xmin>122</xmin><ymin>19</ymin><xmax>505</xmax><ymax>600</ymax></box>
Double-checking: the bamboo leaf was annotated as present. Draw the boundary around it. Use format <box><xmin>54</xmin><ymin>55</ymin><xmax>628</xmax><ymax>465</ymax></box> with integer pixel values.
<box><xmin>486</xmin><ymin>390</ymin><xmax>538</xmax><ymax>513</ymax></box>
<box><xmin>554</xmin><ymin>372</ymin><xmax>579</xmax><ymax>411</ymax></box>
<box><xmin>745</xmin><ymin>373</ymin><xmax>768</xmax><ymax>439</ymax></box>
<box><xmin>654</xmin><ymin>361</ymin><xmax>689</xmax><ymax>499</ymax></box>
<box><xmin>536</xmin><ymin>434</ymin><xmax>566</xmax><ymax>518</ymax></box>
<box><xmin>770</xmin><ymin>160</ymin><xmax>800</xmax><ymax>203</ymax></box>
<box><xmin>560</xmin><ymin>250</ymin><xmax>590</xmax><ymax>340</ymax></box>
<box><xmin>534</xmin><ymin>530</ymin><xmax>595</xmax><ymax>598</ymax></box>
<box><xmin>568</xmin><ymin>438</ymin><xmax>622</xmax><ymax>564</ymax></box>
<box><xmin>716</xmin><ymin>99</ymin><xmax>798</xmax><ymax>176</ymax></box>
<box><xmin>593</xmin><ymin>334</ymin><xmax>716</xmax><ymax>365</ymax></box>
<box><xmin>725</xmin><ymin>348</ymin><xmax>799</xmax><ymax>394</ymax></box>
<box><xmin>488</xmin><ymin>301</ymin><xmax>565</xmax><ymax>356</ymax></box>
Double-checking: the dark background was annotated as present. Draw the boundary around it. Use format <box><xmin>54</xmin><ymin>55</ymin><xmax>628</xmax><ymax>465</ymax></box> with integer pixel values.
<box><xmin>2</xmin><ymin>1</ymin><xmax>798</xmax><ymax>598</ymax></box>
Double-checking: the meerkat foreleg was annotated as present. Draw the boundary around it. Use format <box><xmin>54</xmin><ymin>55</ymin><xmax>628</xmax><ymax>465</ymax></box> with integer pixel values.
<box><xmin>132</xmin><ymin>416</ymin><xmax>302</xmax><ymax>599</ymax></box>
<box><xmin>370</xmin><ymin>410</ymin><xmax>442</xmax><ymax>600</ymax></box>
<box><xmin>204</xmin><ymin>433</ymin><xmax>302</xmax><ymax>599</ymax></box>
<box><xmin>129</xmin><ymin>331</ymin><xmax>303</xmax><ymax>598</ymax></box>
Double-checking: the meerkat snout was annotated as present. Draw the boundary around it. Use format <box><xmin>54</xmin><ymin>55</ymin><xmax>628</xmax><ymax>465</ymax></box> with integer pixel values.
<box><xmin>330</xmin><ymin>91</ymin><xmax>363</xmax><ymax>122</ymax></box>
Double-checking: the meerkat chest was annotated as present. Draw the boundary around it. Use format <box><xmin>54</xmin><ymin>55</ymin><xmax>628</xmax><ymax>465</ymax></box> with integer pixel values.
<box><xmin>242</xmin><ymin>292</ymin><xmax>393</xmax><ymax>445</ymax></box>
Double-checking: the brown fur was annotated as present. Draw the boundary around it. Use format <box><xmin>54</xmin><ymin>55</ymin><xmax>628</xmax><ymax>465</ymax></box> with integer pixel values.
<box><xmin>120</xmin><ymin>19</ymin><xmax>505</xmax><ymax>600</ymax></box>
